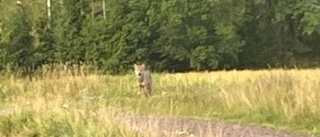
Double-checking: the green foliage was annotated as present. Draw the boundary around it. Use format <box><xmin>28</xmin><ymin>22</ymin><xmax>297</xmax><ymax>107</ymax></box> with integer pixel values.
<box><xmin>52</xmin><ymin>0</ymin><xmax>86</xmax><ymax>63</ymax></box>
<box><xmin>1</xmin><ymin>0</ymin><xmax>320</xmax><ymax>74</ymax></box>
<box><xmin>0</xmin><ymin>1</ymin><xmax>34</xmax><ymax>71</ymax></box>
<box><xmin>239</xmin><ymin>0</ymin><xmax>320</xmax><ymax>69</ymax></box>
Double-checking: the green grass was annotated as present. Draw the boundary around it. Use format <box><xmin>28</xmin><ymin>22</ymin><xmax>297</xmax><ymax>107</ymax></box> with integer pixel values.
<box><xmin>0</xmin><ymin>66</ymin><xmax>319</xmax><ymax>136</ymax></box>
<box><xmin>0</xmin><ymin>109</ymin><xmax>139</xmax><ymax>137</ymax></box>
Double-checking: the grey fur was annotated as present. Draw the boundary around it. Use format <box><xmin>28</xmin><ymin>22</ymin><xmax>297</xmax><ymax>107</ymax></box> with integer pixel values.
<box><xmin>134</xmin><ymin>64</ymin><xmax>153</xmax><ymax>97</ymax></box>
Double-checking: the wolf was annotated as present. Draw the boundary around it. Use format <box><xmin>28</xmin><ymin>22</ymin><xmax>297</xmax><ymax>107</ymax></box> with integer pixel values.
<box><xmin>133</xmin><ymin>63</ymin><xmax>153</xmax><ymax>97</ymax></box>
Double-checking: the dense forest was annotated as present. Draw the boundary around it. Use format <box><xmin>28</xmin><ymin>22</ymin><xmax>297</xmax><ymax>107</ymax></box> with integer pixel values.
<box><xmin>0</xmin><ymin>0</ymin><xmax>319</xmax><ymax>75</ymax></box>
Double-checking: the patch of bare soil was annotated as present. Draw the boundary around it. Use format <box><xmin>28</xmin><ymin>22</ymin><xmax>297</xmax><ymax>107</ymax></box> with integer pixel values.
<box><xmin>104</xmin><ymin>107</ymin><xmax>315</xmax><ymax>137</ymax></box>
<box><xmin>0</xmin><ymin>106</ymin><xmax>15</xmax><ymax>117</ymax></box>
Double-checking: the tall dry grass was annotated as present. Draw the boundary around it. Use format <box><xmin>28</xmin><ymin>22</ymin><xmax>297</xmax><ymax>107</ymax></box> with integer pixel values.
<box><xmin>0</xmin><ymin>65</ymin><xmax>319</xmax><ymax>136</ymax></box>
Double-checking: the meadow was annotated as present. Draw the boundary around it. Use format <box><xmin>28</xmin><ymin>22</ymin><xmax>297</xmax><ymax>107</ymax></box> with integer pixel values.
<box><xmin>0</xmin><ymin>64</ymin><xmax>319</xmax><ymax>136</ymax></box>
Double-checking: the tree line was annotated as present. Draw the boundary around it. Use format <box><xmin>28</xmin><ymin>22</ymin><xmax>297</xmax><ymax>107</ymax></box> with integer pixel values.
<box><xmin>0</xmin><ymin>0</ymin><xmax>320</xmax><ymax>75</ymax></box>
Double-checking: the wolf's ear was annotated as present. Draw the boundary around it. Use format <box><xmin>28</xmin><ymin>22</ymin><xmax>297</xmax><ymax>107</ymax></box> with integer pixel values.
<box><xmin>133</xmin><ymin>64</ymin><xmax>137</xmax><ymax>68</ymax></box>
<box><xmin>141</xmin><ymin>64</ymin><xmax>145</xmax><ymax>69</ymax></box>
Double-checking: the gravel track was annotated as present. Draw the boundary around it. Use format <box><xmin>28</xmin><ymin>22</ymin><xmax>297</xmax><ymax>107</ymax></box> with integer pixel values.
<box><xmin>104</xmin><ymin>107</ymin><xmax>315</xmax><ymax>137</ymax></box>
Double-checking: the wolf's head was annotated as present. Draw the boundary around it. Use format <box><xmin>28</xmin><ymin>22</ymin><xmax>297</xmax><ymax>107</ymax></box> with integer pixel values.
<box><xmin>133</xmin><ymin>64</ymin><xmax>145</xmax><ymax>77</ymax></box>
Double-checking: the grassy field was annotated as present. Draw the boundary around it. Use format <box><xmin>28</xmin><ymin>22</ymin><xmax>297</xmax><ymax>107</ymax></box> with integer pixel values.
<box><xmin>0</xmin><ymin>66</ymin><xmax>319</xmax><ymax>136</ymax></box>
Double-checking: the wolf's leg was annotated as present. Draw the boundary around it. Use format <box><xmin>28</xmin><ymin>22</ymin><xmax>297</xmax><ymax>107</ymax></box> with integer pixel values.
<box><xmin>143</xmin><ymin>86</ymin><xmax>149</xmax><ymax>97</ymax></box>
<box><xmin>138</xmin><ymin>84</ymin><xmax>143</xmax><ymax>95</ymax></box>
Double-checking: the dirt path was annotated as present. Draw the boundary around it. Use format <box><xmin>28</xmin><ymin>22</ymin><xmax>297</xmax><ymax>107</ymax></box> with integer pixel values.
<box><xmin>101</xmin><ymin>107</ymin><xmax>314</xmax><ymax>137</ymax></box>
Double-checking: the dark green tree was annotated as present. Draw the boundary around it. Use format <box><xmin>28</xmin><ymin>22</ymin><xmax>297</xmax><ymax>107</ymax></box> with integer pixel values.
<box><xmin>0</xmin><ymin>1</ymin><xmax>34</xmax><ymax>78</ymax></box>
